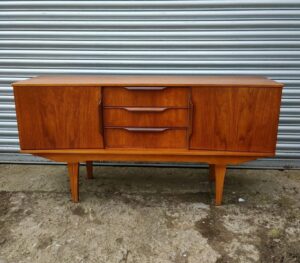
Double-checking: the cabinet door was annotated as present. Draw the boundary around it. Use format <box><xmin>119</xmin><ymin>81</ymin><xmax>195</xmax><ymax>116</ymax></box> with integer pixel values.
<box><xmin>14</xmin><ymin>86</ymin><xmax>103</xmax><ymax>150</ymax></box>
<box><xmin>190</xmin><ymin>87</ymin><xmax>282</xmax><ymax>153</ymax></box>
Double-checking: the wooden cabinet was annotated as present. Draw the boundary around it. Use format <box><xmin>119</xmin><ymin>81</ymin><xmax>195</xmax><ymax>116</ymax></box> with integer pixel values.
<box><xmin>12</xmin><ymin>75</ymin><xmax>283</xmax><ymax>205</ymax></box>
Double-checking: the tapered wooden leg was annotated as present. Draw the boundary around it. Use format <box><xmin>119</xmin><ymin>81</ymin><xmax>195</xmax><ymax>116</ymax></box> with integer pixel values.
<box><xmin>214</xmin><ymin>164</ymin><xmax>227</xmax><ymax>206</ymax></box>
<box><xmin>68</xmin><ymin>162</ymin><xmax>79</xmax><ymax>202</ymax></box>
<box><xmin>209</xmin><ymin>164</ymin><xmax>216</xmax><ymax>182</ymax></box>
<box><xmin>86</xmin><ymin>161</ymin><xmax>93</xmax><ymax>179</ymax></box>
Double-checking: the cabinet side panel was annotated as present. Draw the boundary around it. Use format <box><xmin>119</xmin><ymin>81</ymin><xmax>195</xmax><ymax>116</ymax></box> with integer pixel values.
<box><xmin>13</xmin><ymin>86</ymin><xmax>103</xmax><ymax>149</ymax></box>
<box><xmin>190</xmin><ymin>87</ymin><xmax>282</xmax><ymax>153</ymax></box>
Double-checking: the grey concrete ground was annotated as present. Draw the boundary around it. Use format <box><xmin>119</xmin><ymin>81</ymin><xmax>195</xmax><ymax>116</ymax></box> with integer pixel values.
<box><xmin>0</xmin><ymin>164</ymin><xmax>299</xmax><ymax>263</ymax></box>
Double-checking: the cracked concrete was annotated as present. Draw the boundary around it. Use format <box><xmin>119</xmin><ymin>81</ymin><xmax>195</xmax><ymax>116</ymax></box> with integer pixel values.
<box><xmin>0</xmin><ymin>164</ymin><xmax>299</xmax><ymax>263</ymax></box>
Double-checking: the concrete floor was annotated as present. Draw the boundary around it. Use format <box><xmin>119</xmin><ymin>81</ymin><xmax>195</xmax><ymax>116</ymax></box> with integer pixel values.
<box><xmin>0</xmin><ymin>164</ymin><xmax>299</xmax><ymax>263</ymax></box>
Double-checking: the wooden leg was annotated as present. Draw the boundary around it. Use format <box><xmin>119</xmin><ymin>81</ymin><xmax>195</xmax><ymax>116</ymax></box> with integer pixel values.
<box><xmin>214</xmin><ymin>164</ymin><xmax>227</xmax><ymax>206</ymax></box>
<box><xmin>209</xmin><ymin>164</ymin><xmax>216</xmax><ymax>182</ymax></box>
<box><xmin>86</xmin><ymin>161</ymin><xmax>93</xmax><ymax>179</ymax></box>
<box><xmin>68</xmin><ymin>162</ymin><xmax>79</xmax><ymax>202</ymax></box>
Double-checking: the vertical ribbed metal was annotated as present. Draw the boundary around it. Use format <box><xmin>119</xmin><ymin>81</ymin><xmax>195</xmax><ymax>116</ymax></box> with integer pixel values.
<box><xmin>0</xmin><ymin>1</ymin><xmax>299</xmax><ymax>167</ymax></box>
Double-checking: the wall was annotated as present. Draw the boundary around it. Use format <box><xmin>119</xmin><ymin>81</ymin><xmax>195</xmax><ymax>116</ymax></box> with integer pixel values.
<box><xmin>0</xmin><ymin>1</ymin><xmax>299</xmax><ymax>167</ymax></box>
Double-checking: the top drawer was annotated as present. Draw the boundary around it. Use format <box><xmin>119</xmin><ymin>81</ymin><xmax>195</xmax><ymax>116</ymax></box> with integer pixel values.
<box><xmin>103</xmin><ymin>86</ymin><xmax>189</xmax><ymax>107</ymax></box>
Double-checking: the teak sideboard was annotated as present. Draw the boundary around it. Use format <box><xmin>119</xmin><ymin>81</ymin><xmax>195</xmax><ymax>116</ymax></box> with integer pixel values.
<box><xmin>12</xmin><ymin>75</ymin><xmax>283</xmax><ymax>205</ymax></box>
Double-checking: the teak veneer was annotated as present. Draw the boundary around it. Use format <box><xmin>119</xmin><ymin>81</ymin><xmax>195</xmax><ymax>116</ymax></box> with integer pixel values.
<box><xmin>12</xmin><ymin>75</ymin><xmax>283</xmax><ymax>205</ymax></box>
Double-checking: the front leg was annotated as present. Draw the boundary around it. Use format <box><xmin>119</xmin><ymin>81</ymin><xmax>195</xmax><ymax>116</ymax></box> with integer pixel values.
<box><xmin>213</xmin><ymin>164</ymin><xmax>227</xmax><ymax>206</ymax></box>
<box><xmin>68</xmin><ymin>162</ymin><xmax>79</xmax><ymax>202</ymax></box>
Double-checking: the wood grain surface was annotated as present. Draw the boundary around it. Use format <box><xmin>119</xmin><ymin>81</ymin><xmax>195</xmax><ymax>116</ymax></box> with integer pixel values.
<box><xmin>104</xmin><ymin>107</ymin><xmax>189</xmax><ymax>127</ymax></box>
<box><xmin>22</xmin><ymin>149</ymin><xmax>266</xmax><ymax>165</ymax></box>
<box><xmin>103</xmin><ymin>86</ymin><xmax>189</xmax><ymax>107</ymax></box>
<box><xmin>13</xmin><ymin>75</ymin><xmax>283</xmax><ymax>88</ymax></box>
<box><xmin>14</xmin><ymin>86</ymin><xmax>104</xmax><ymax>149</ymax></box>
<box><xmin>104</xmin><ymin>128</ymin><xmax>188</xmax><ymax>148</ymax></box>
<box><xmin>190</xmin><ymin>87</ymin><xmax>282</xmax><ymax>153</ymax></box>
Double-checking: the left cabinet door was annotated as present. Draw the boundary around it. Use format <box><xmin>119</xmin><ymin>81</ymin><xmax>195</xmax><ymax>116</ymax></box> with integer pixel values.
<box><xmin>13</xmin><ymin>86</ymin><xmax>104</xmax><ymax>150</ymax></box>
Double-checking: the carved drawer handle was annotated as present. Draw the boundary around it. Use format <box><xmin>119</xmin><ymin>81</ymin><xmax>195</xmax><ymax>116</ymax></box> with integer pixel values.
<box><xmin>123</xmin><ymin>127</ymin><xmax>169</xmax><ymax>132</ymax></box>
<box><xmin>123</xmin><ymin>86</ymin><xmax>167</xmax><ymax>91</ymax></box>
<box><xmin>123</xmin><ymin>107</ymin><xmax>168</xmax><ymax>112</ymax></box>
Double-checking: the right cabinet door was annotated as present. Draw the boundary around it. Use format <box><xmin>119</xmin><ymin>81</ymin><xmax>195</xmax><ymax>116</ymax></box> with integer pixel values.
<box><xmin>190</xmin><ymin>87</ymin><xmax>282</xmax><ymax>153</ymax></box>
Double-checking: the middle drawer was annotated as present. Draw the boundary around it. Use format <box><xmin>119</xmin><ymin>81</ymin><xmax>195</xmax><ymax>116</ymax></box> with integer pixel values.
<box><xmin>104</xmin><ymin>107</ymin><xmax>189</xmax><ymax>127</ymax></box>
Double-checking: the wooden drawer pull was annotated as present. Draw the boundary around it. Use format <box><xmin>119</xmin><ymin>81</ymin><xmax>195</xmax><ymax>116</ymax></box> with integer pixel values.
<box><xmin>123</xmin><ymin>107</ymin><xmax>168</xmax><ymax>112</ymax></box>
<box><xmin>123</xmin><ymin>127</ymin><xmax>169</xmax><ymax>132</ymax></box>
<box><xmin>124</xmin><ymin>86</ymin><xmax>167</xmax><ymax>91</ymax></box>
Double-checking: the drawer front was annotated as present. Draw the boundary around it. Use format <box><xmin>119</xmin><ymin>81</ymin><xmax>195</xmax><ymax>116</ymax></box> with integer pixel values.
<box><xmin>103</xmin><ymin>86</ymin><xmax>189</xmax><ymax>107</ymax></box>
<box><xmin>105</xmin><ymin>127</ymin><xmax>187</xmax><ymax>148</ymax></box>
<box><xmin>104</xmin><ymin>107</ymin><xmax>189</xmax><ymax>127</ymax></box>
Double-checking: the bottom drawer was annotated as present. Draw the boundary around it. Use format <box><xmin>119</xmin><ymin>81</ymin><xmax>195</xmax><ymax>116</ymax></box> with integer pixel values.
<box><xmin>104</xmin><ymin>127</ymin><xmax>187</xmax><ymax>148</ymax></box>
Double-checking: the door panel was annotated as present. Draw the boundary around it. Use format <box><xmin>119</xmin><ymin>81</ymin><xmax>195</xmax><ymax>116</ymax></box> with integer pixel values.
<box><xmin>190</xmin><ymin>87</ymin><xmax>282</xmax><ymax>153</ymax></box>
<box><xmin>14</xmin><ymin>86</ymin><xmax>103</xmax><ymax>149</ymax></box>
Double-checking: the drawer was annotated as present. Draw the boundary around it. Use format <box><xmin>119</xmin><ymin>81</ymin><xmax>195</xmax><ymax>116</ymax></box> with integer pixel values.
<box><xmin>104</xmin><ymin>107</ymin><xmax>189</xmax><ymax>127</ymax></box>
<box><xmin>104</xmin><ymin>127</ymin><xmax>188</xmax><ymax>148</ymax></box>
<box><xmin>103</xmin><ymin>86</ymin><xmax>189</xmax><ymax>107</ymax></box>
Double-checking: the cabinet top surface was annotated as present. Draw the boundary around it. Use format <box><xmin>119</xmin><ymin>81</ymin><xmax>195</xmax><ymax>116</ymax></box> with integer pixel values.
<box><xmin>12</xmin><ymin>75</ymin><xmax>283</xmax><ymax>88</ymax></box>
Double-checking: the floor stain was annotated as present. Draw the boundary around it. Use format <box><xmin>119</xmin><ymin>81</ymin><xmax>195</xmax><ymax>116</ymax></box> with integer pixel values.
<box><xmin>36</xmin><ymin>235</ymin><xmax>53</xmax><ymax>250</ymax></box>
<box><xmin>71</xmin><ymin>205</ymin><xmax>86</xmax><ymax>217</ymax></box>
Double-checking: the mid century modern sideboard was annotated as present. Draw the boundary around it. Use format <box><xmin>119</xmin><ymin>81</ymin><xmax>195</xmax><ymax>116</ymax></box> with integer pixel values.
<box><xmin>12</xmin><ymin>75</ymin><xmax>283</xmax><ymax>205</ymax></box>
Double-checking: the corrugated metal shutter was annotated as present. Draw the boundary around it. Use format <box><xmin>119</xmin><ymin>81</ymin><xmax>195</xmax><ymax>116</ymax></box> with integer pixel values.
<box><xmin>0</xmin><ymin>0</ymin><xmax>299</xmax><ymax>168</ymax></box>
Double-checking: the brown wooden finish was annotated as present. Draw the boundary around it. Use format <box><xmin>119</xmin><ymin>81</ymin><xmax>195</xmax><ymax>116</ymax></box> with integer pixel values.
<box><xmin>13</xmin><ymin>75</ymin><xmax>283</xmax><ymax>206</ymax></box>
<box><xmin>13</xmin><ymin>75</ymin><xmax>283</xmax><ymax>88</ymax></box>
<box><xmin>190</xmin><ymin>87</ymin><xmax>282</xmax><ymax>153</ymax></box>
<box><xmin>123</xmin><ymin>86</ymin><xmax>167</xmax><ymax>91</ymax></box>
<box><xmin>14</xmin><ymin>86</ymin><xmax>104</xmax><ymax>150</ymax></box>
<box><xmin>209</xmin><ymin>164</ymin><xmax>216</xmax><ymax>182</ymax></box>
<box><xmin>104</xmin><ymin>107</ymin><xmax>189</xmax><ymax>127</ymax></box>
<box><xmin>103</xmin><ymin>87</ymin><xmax>189</xmax><ymax>107</ymax></box>
<box><xmin>22</xmin><ymin>148</ymin><xmax>271</xmax><ymax>158</ymax></box>
<box><xmin>98</xmin><ymin>96</ymin><xmax>104</xmax><ymax>139</ymax></box>
<box><xmin>105</xmin><ymin>128</ymin><xmax>188</xmax><ymax>148</ymax></box>
<box><xmin>24</xmin><ymin>149</ymin><xmax>263</xmax><ymax>165</ymax></box>
<box><xmin>68</xmin><ymin>162</ymin><xmax>79</xmax><ymax>202</ymax></box>
<box><xmin>188</xmin><ymin>93</ymin><xmax>194</xmax><ymax>140</ymax></box>
<box><xmin>86</xmin><ymin>161</ymin><xmax>93</xmax><ymax>179</ymax></box>
<box><xmin>214</xmin><ymin>165</ymin><xmax>227</xmax><ymax>206</ymax></box>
